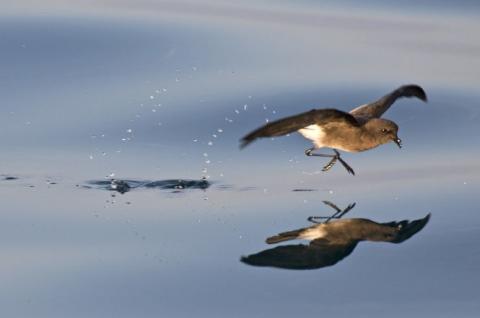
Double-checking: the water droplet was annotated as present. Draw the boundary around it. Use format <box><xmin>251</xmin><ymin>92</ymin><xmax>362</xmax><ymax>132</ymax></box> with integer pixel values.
<box><xmin>243</xmin><ymin>104</ymin><xmax>248</xmax><ymax>111</ymax></box>
<box><xmin>212</xmin><ymin>134</ymin><xmax>217</xmax><ymax>138</ymax></box>
<box><xmin>162</xmin><ymin>88</ymin><xmax>167</xmax><ymax>92</ymax></box>
<box><xmin>126</xmin><ymin>129</ymin><xmax>133</xmax><ymax>133</ymax></box>
<box><xmin>234</xmin><ymin>109</ymin><xmax>240</xmax><ymax>114</ymax></box>
<box><xmin>89</xmin><ymin>155</ymin><xmax>94</xmax><ymax>160</ymax></box>
<box><xmin>217</xmin><ymin>128</ymin><xmax>223</xmax><ymax>133</ymax></box>
<box><xmin>207</xmin><ymin>141</ymin><xmax>213</xmax><ymax>146</ymax></box>
<box><xmin>193</xmin><ymin>139</ymin><xmax>198</xmax><ymax>142</ymax></box>
<box><xmin>265</xmin><ymin>118</ymin><xmax>269</xmax><ymax>123</ymax></box>
<box><xmin>203</xmin><ymin>153</ymin><xmax>208</xmax><ymax>157</ymax></box>
<box><xmin>152</xmin><ymin>109</ymin><xmax>157</xmax><ymax>112</ymax></box>
<box><xmin>205</xmin><ymin>160</ymin><xmax>211</xmax><ymax>164</ymax></box>
<box><xmin>149</xmin><ymin>95</ymin><xmax>155</xmax><ymax>100</ymax></box>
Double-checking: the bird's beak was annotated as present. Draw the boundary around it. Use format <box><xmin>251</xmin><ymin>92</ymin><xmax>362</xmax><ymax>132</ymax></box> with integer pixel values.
<box><xmin>393</xmin><ymin>136</ymin><xmax>402</xmax><ymax>148</ymax></box>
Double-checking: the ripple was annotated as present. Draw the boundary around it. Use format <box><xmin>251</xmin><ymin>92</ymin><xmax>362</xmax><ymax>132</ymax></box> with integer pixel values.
<box><xmin>85</xmin><ymin>178</ymin><xmax>211</xmax><ymax>193</ymax></box>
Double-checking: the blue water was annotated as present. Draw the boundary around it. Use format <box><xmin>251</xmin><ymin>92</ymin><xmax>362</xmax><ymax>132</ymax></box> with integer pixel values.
<box><xmin>1</xmin><ymin>1</ymin><xmax>480</xmax><ymax>317</ymax></box>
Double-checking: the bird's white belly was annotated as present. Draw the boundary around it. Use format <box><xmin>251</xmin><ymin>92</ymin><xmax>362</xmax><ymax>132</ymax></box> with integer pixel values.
<box><xmin>299</xmin><ymin>226</ymin><xmax>327</xmax><ymax>241</ymax></box>
<box><xmin>298</xmin><ymin>124</ymin><xmax>326</xmax><ymax>148</ymax></box>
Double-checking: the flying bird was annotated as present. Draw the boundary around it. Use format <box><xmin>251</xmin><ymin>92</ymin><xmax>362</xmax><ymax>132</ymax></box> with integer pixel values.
<box><xmin>240</xmin><ymin>84</ymin><xmax>427</xmax><ymax>175</ymax></box>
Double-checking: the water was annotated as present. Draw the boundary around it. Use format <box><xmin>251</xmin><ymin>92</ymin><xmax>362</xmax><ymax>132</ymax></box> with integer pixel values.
<box><xmin>1</xmin><ymin>1</ymin><xmax>480</xmax><ymax>317</ymax></box>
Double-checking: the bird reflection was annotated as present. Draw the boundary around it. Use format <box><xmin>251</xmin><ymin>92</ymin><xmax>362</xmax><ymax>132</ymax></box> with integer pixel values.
<box><xmin>241</xmin><ymin>201</ymin><xmax>430</xmax><ymax>270</ymax></box>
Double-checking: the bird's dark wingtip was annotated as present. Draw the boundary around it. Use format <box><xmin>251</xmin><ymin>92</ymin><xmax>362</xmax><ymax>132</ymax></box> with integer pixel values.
<box><xmin>418</xmin><ymin>87</ymin><xmax>428</xmax><ymax>103</ymax></box>
<box><xmin>240</xmin><ymin>255</ymin><xmax>251</xmax><ymax>264</ymax></box>
<box><xmin>239</xmin><ymin>138</ymin><xmax>251</xmax><ymax>150</ymax></box>
<box><xmin>403</xmin><ymin>84</ymin><xmax>428</xmax><ymax>103</ymax></box>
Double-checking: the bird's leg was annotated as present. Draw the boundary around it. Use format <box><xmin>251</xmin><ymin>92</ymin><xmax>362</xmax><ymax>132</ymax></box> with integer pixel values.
<box><xmin>305</xmin><ymin>148</ymin><xmax>355</xmax><ymax>175</ymax></box>
<box><xmin>334</xmin><ymin>150</ymin><xmax>355</xmax><ymax>175</ymax></box>
<box><xmin>308</xmin><ymin>202</ymin><xmax>356</xmax><ymax>224</ymax></box>
<box><xmin>336</xmin><ymin>202</ymin><xmax>356</xmax><ymax>219</ymax></box>
<box><xmin>322</xmin><ymin>200</ymin><xmax>342</xmax><ymax>213</ymax></box>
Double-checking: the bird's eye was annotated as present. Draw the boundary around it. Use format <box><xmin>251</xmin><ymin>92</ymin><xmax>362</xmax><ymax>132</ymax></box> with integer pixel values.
<box><xmin>381</xmin><ymin>128</ymin><xmax>389</xmax><ymax>133</ymax></box>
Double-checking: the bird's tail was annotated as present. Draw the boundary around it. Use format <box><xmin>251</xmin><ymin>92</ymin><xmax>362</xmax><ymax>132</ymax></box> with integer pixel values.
<box><xmin>266</xmin><ymin>228</ymin><xmax>304</xmax><ymax>244</ymax></box>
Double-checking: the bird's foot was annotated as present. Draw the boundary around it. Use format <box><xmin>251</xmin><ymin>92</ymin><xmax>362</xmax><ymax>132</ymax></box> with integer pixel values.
<box><xmin>305</xmin><ymin>148</ymin><xmax>355</xmax><ymax>175</ymax></box>
<box><xmin>307</xmin><ymin>202</ymin><xmax>356</xmax><ymax>224</ymax></box>
<box><xmin>307</xmin><ymin>216</ymin><xmax>324</xmax><ymax>224</ymax></box>
<box><xmin>334</xmin><ymin>150</ymin><xmax>355</xmax><ymax>175</ymax></box>
<box><xmin>321</xmin><ymin>156</ymin><xmax>338</xmax><ymax>172</ymax></box>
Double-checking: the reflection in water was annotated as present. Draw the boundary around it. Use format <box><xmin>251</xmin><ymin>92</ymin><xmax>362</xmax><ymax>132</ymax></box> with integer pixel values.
<box><xmin>242</xmin><ymin>202</ymin><xmax>430</xmax><ymax>270</ymax></box>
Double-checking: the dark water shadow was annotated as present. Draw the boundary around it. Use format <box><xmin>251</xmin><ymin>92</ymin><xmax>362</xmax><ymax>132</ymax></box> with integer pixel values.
<box><xmin>241</xmin><ymin>201</ymin><xmax>430</xmax><ymax>270</ymax></box>
<box><xmin>85</xmin><ymin>178</ymin><xmax>211</xmax><ymax>194</ymax></box>
<box><xmin>1</xmin><ymin>175</ymin><xmax>19</xmax><ymax>181</ymax></box>
<box><xmin>292</xmin><ymin>188</ymin><xmax>317</xmax><ymax>192</ymax></box>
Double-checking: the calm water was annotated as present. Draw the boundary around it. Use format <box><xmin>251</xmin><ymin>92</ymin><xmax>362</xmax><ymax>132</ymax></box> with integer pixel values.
<box><xmin>1</xmin><ymin>1</ymin><xmax>480</xmax><ymax>317</ymax></box>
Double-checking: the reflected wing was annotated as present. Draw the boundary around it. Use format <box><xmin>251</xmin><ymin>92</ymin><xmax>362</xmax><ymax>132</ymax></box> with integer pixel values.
<box><xmin>384</xmin><ymin>213</ymin><xmax>431</xmax><ymax>243</ymax></box>
<box><xmin>349</xmin><ymin>84</ymin><xmax>427</xmax><ymax>120</ymax></box>
<box><xmin>240</xmin><ymin>241</ymin><xmax>357</xmax><ymax>270</ymax></box>
<box><xmin>240</xmin><ymin>108</ymin><xmax>358</xmax><ymax>148</ymax></box>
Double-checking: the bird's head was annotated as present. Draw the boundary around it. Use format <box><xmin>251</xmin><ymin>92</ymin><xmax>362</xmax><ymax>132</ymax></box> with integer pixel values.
<box><xmin>366</xmin><ymin>119</ymin><xmax>402</xmax><ymax>148</ymax></box>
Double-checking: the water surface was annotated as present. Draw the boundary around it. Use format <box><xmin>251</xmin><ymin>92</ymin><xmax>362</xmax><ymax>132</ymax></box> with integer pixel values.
<box><xmin>1</xmin><ymin>1</ymin><xmax>479</xmax><ymax>317</ymax></box>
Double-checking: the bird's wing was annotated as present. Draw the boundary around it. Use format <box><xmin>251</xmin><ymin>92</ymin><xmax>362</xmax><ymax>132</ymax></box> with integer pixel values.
<box><xmin>266</xmin><ymin>227</ymin><xmax>306</xmax><ymax>244</ymax></box>
<box><xmin>382</xmin><ymin>213</ymin><xmax>431</xmax><ymax>244</ymax></box>
<box><xmin>240</xmin><ymin>242</ymin><xmax>357</xmax><ymax>270</ymax></box>
<box><xmin>349</xmin><ymin>84</ymin><xmax>427</xmax><ymax>120</ymax></box>
<box><xmin>240</xmin><ymin>108</ymin><xmax>359</xmax><ymax>148</ymax></box>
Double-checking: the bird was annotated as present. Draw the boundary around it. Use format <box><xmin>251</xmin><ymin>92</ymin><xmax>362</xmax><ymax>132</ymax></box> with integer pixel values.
<box><xmin>240</xmin><ymin>84</ymin><xmax>427</xmax><ymax>175</ymax></box>
<box><xmin>241</xmin><ymin>210</ymin><xmax>431</xmax><ymax>270</ymax></box>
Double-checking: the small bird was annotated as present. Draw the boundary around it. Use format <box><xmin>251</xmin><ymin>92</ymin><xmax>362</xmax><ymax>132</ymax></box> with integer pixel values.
<box><xmin>240</xmin><ymin>84</ymin><xmax>427</xmax><ymax>175</ymax></box>
<box><xmin>241</xmin><ymin>211</ymin><xmax>431</xmax><ymax>270</ymax></box>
